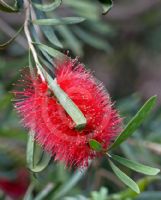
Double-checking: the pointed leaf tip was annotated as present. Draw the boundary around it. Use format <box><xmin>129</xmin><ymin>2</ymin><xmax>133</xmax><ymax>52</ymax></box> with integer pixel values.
<box><xmin>109</xmin><ymin>96</ymin><xmax>157</xmax><ymax>150</ymax></box>
<box><xmin>112</xmin><ymin>155</ymin><xmax>160</xmax><ymax>176</ymax></box>
<box><xmin>98</xmin><ymin>0</ymin><xmax>113</xmax><ymax>15</ymax></box>
<box><xmin>109</xmin><ymin>160</ymin><xmax>140</xmax><ymax>194</ymax></box>
<box><xmin>33</xmin><ymin>17</ymin><xmax>85</xmax><ymax>26</ymax></box>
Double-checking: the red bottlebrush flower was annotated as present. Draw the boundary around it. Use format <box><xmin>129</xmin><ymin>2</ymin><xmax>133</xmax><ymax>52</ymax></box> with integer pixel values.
<box><xmin>0</xmin><ymin>169</ymin><xmax>29</xmax><ymax>199</ymax></box>
<box><xmin>14</xmin><ymin>57</ymin><xmax>122</xmax><ymax>167</ymax></box>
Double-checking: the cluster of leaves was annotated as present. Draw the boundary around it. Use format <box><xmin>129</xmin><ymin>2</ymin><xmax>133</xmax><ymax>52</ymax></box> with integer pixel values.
<box><xmin>89</xmin><ymin>96</ymin><xmax>159</xmax><ymax>194</ymax></box>
<box><xmin>0</xmin><ymin>0</ymin><xmax>161</xmax><ymax>200</ymax></box>
<box><xmin>0</xmin><ymin>0</ymin><xmax>113</xmax><ymax>55</ymax></box>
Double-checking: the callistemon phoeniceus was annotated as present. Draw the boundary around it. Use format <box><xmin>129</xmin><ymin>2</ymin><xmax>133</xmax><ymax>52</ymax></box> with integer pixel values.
<box><xmin>14</xmin><ymin>57</ymin><xmax>122</xmax><ymax>168</ymax></box>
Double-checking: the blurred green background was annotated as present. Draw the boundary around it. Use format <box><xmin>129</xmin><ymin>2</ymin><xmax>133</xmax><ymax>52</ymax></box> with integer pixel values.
<box><xmin>0</xmin><ymin>0</ymin><xmax>161</xmax><ymax>199</ymax></box>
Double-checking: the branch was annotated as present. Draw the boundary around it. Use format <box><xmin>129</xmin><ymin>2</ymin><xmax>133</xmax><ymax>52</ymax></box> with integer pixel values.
<box><xmin>24</xmin><ymin>0</ymin><xmax>44</xmax><ymax>80</ymax></box>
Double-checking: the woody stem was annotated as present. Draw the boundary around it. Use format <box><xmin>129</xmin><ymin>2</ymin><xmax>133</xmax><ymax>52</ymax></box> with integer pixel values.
<box><xmin>24</xmin><ymin>0</ymin><xmax>44</xmax><ymax>81</ymax></box>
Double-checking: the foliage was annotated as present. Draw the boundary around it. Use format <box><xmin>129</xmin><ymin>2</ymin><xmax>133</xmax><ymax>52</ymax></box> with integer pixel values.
<box><xmin>0</xmin><ymin>0</ymin><xmax>161</xmax><ymax>200</ymax></box>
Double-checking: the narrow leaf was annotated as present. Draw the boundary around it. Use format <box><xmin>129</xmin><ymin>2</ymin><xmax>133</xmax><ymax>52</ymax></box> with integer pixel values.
<box><xmin>0</xmin><ymin>25</ymin><xmax>23</xmax><ymax>49</ymax></box>
<box><xmin>34</xmin><ymin>183</ymin><xmax>54</xmax><ymax>200</ymax></box>
<box><xmin>33</xmin><ymin>7</ymin><xmax>63</xmax><ymax>48</ymax></box>
<box><xmin>41</xmin><ymin>26</ymin><xmax>63</xmax><ymax>48</ymax></box>
<box><xmin>29</xmin><ymin>152</ymin><xmax>51</xmax><ymax>173</ymax></box>
<box><xmin>56</xmin><ymin>26</ymin><xmax>83</xmax><ymax>56</ymax></box>
<box><xmin>112</xmin><ymin>155</ymin><xmax>160</xmax><ymax>175</ymax></box>
<box><xmin>109</xmin><ymin>96</ymin><xmax>157</xmax><ymax>150</ymax></box>
<box><xmin>64</xmin><ymin>0</ymin><xmax>99</xmax><ymax>20</ymax></box>
<box><xmin>64</xmin><ymin>0</ymin><xmax>98</xmax><ymax>12</ymax></box>
<box><xmin>38</xmin><ymin>55</ymin><xmax>53</xmax><ymax>71</ymax></box>
<box><xmin>38</xmin><ymin>65</ymin><xmax>87</xmax><ymax>130</ymax></box>
<box><xmin>26</xmin><ymin>132</ymin><xmax>35</xmax><ymax>170</ymax></box>
<box><xmin>33</xmin><ymin>17</ymin><xmax>85</xmax><ymax>26</ymax></box>
<box><xmin>109</xmin><ymin>160</ymin><xmax>140</xmax><ymax>194</ymax></box>
<box><xmin>73</xmin><ymin>26</ymin><xmax>111</xmax><ymax>51</ymax></box>
<box><xmin>23</xmin><ymin>184</ymin><xmax>34</xmax><ymax>200</ymax></box>
<box><xmin>34</xmin><ymin>43</ymin><xmax>64</xmax><ymax>58</ymax></box>
<box><xmin>53</xmin><ymin>168</ymin><xmax>87</xmax><ymax>199</ymax></box>
<box><xmin>26</xmin><ymin>131</ymin><xmax>51</xmax><ymax>173</ymax></box>
<box><xmin>98</xmin><ymin>0</ymin><xmax>113</xmax><ymax>15</ymax></box>
<box><xmin>28</xmin><ymin>49</ymin><xmax>35</xmax><ymax>77</ymax></box>
<box><xmin>89</xmin><ymin>139</ymin><xmax>102</xmax><ymax>152</ymax></box>
<box><xmin>29</xmin><ymin>23</ymin><xmax>56</xmax><ymax>69</ymax></box>
<box><xmin>33</xmin><ymin>0</ymin><xmax>62</xmax><ymax>12</ymax></box>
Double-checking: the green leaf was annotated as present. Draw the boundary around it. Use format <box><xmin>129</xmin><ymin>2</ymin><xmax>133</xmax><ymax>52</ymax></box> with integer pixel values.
<box><xmin>33</xmin><ymin>7</ymin><xmax>63</xmax><ymax>48</ymax></box>
<box><xmin>0</xmin><ymin>0</ymin><xmax>19</xmax><ymax>12</ymax></box>
<box><xmin>26</xmin><ymin>131</ymin><xmax>51</xmax><ymax>173</ymax></box>
<box><xmin>38</xmin><ymin>55</ymin><xmax>53</xmax><ymax>71</ymax></box>
<box><xmin>64</xmin><ymin>0</ymin><xmax>99</xmax><ymax>20</ymax></box>
<box><xmin>89</xmin><ymin>139</ymin><xmax>102</xmax><ymax>152</ymax></box>
<box><xmin>30</xmin><ymin>23</ymin><xmax>56</xmax><ymax>65</ymax></box>
<box><xmin>33</xmin><ymin>0</ymin><xmax>62</xmax><ymax>12</ymax></box>
<box><xmin>64</xmin><ymin>0</ymin><xmax>98</xmax><ymax>12</ymax></box>
<box><xmin>109</xmin><ymin>160</ymin><xmax>140</xmax><ymax>194</ymax></box>
<box><xmin>26</xmin><ymin>132</ymin><xmax>35</xmax><ymax>170</ymax></box>
<box><xmin>34</xmin><ymin>183</ymin><xmax>54</xmax><ymax>200</ymax></box>
<box><xmin>41</xmin><ymin>26</ymin><xmax>63</xmax><ymax>48</ymax></box>
<box><xmin>28</xmin><ymin>49</ymin><xmax>36</xmax><ymax>78</ymax></box>
<box><xmin>53</xmin><ymin>168</ymin><xmax>87</xmax><ymax>199</ymax></box>
<box><xmin>73</xmin><ymin>26</ymin><xmax>111</xmax><ymax>51</ymax></box>
<box><xmin>112</xmin><ymin>155</ymin><xmax>160</xmax><ymax>175</ymax></box>
<box><xmin>56</xmin><ymin>26</ymin><xmax>83</xmax><ymax>56</ymax></box>
<box><xmin>33</xmin><ymin>17</ymin><xmax>85</xmax><ymax>26</ymax></box>
<box><xmin>38</xmin><ymin>65</ymin><xmax>87</xmax><ymax>130</ymax></box>
<box><xmin>0</xmin><ymin>25</ymin><xmax>23</xmax><ymax>49</ymax></box>
<box><xmin>34</xmin><ymin>43</ymin><xmax>64</xmax><ymax>58</ymax></box>
<box><xmin>23</xmin><ymin>184</ymin><xmax>34</xmax><ymax>200</ymax></box>
<box><xmin>109</xmin><ymin>96</ymin><xmax>157</xmax><ymax>150</ymax></box>
<box><xmin>29</xmin><ymin>152</ymin><xmax>51</xmax><ymax>173</ymax></box>
<box><xmin>98</xmin><ymin>0</ymin><xmax>113</xmax><ymax>15</ymax></box>
<box><xmin>86</xmin><ymin>22</ymin><xmax>113</xmax><ymax>35</ymax></box>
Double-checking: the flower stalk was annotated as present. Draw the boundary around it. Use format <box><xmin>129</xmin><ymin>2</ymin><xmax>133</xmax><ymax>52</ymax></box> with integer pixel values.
<box><xmin>24</xmin><ymin>0</ymin><xmax>44</xmax><ymax>81</ymax></box>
